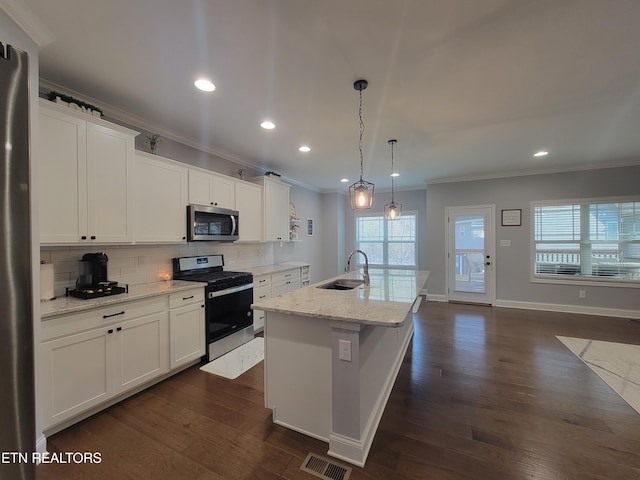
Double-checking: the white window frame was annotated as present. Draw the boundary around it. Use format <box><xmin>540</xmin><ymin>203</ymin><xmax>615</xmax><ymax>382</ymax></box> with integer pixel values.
<box><xmin>355</xmin><ymin>210</ymin><xmax>418</xmax><ymax>270</ymax></box>
<box><xmin>530</xmin><ymin>196</ymin><xmax>640</xmax><ymax>288</ymax></box>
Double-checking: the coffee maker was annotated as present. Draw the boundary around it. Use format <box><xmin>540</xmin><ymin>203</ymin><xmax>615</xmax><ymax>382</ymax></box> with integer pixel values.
<box><xmin>77</xmin><ymin>252</ymin><xmax>109</xmax><ymax>288</ymax></box>
<box><xmin>67</xmin><ymin>252</ymin><xmax>128</xmax><ymax>299</ymax></box>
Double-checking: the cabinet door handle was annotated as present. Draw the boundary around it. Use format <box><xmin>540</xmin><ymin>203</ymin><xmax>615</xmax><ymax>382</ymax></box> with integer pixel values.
<box><xmin>182</xmin><ymin>295</ymin><xmax>194</xmax><ymax>300</ymax></box>
<box><xmin>90</xmin><ymin>235</ymin><xmax>96</xmax><ymax>240</ymax></box>
<box><xmin>107</xmin><ymin>329</ymin><xmax>114</xmax><ymax>334</ymax></box>
<box><xmin>103</xmin><ymin>311</ymin><xmax>125</xmax><ymax>319</ymax></box>
<box><xmin>81</xmin><ymin>235</ymin><xmax>87</xmax><ymax>240</ymax></box>
<box><xmin>117</xmin><ymin>327</ymin><xmax>122</xmax><ymax>332</ymax></box>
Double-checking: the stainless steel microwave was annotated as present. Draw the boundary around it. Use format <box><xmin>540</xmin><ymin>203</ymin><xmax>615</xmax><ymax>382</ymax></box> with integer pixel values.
<box><xmin>187</xmin><ymin>204</ymin><xmax>239</xmax><ymax>242</ymax></box>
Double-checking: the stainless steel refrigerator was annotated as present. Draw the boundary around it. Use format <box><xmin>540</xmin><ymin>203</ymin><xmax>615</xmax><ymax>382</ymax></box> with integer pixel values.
<box><xmin>0</xmin><ymin>42</ymin><xmax>35</xmax><ymax>480</ymax></box>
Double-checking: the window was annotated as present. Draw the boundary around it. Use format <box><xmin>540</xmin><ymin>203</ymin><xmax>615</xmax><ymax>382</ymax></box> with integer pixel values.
<box><xmin>533</xmin><ymin>199</ymin><xmax>640</xmax><ymax>284</ymax></box>
<box><xmin>356</xmin><ymin>212</ymin><xmax>416</xmax><ymax>268</ymax></box>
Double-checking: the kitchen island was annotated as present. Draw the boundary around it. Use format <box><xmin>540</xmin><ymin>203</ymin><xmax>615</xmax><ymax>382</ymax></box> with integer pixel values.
<box><xmin>251</xmin><ymin>268</ymin><xmax>429</xmax><ymax>467</ymax></box>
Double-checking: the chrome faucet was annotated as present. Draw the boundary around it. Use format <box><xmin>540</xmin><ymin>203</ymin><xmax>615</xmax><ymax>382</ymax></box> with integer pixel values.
<box><xmin>345</xmin><ymin>249</ymin><xmax>370</xmax><ymax>286</ymax></box>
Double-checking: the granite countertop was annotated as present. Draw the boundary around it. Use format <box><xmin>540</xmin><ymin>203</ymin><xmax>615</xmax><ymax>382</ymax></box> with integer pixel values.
<box><xmin>41</xmin><ymin>280</ymin><xmax>206</xmax><ymax>319</ymax></box>
<box><xmin>239</xmin><ymin>262</ymin><xmax>309</xmax><ymax>277</ymax></box>
<box><xmin>251</xmin><ymin>269</ymin><xmax>429</xmax><ymax>327</ymax></box>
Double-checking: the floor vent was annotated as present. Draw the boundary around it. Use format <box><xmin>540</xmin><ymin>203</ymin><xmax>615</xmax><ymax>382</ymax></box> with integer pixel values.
<box><xmin>300</xmin><ymin>453</ymin><xmax>352</xmax><ymax>480</ymax></box>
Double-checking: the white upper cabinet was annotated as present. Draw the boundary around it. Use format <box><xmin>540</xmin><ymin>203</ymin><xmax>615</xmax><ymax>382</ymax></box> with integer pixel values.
<box><xmin>234</xmin><ymin>181</ymin><xmax>263</xmax><ymax>242</ymax></box>
<box><xmin>133</xmin><ymin>152</ymin><xmax>188</xmax><ymax>243</ymax></box>
<box><xmin>39</xmin><ymin>100</ymin><xmax>137</xmax><ymax>244</ymax></box>
<box><xmin>251</xmin><ymin>176</ymin><xmax>290</xmax><ymax>242</ymax></box>
<box><xmin>188</xmin><ymin>169</ymin><xmax>235</xmax><ymax>209</ymax></box>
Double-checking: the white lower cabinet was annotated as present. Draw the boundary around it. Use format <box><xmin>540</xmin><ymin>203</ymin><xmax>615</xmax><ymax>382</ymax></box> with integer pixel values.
<box><xmin>271</xmin><ymin>269</ymin><xmax>301</xmax><ymax>296</ymax></box>
<box><xmin>40</xmin><ymin>296</ymin><xmax>168</xmax><ymax>430</ymax></box>
<box><xmin>252</xmin><ymin>279</ymin><xmax>272</xmax><ymax>333</ymax></box>
<box><xmin>253</xmin><ymin>267</ymin><xmax>306</xmax><ymax>333</ymax></box>
<box><xmin>169</xmin><ymin>289</ymin><xmax>206</xmax><ymax>369</ymax></box>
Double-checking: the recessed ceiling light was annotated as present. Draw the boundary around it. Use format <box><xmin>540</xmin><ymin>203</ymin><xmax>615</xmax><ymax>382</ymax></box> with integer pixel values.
<box><xmin>194</xmin><ymin>79</ymin><xmax>216</xmax><ymax>92</ymax></box>
<box><xmin>533</xmin><ymin>150</ymin><xmax>549</xmax><ymax>157</ymax></box>
<box><xmin>391</xmin><ymin>172</ymin><xmax>399</xmax><ymax>177</ymax></box>
<box><xmin>299</xmin><ymin>145</ymin><xmax>311</xmax><ymax>153</ymax></box>
<box><xmin>340</xmin><ymin>178</ymin><xmax>349</xmax><ymax>183</ymax></box>
<box><xmin>260</xmin><ymin>121</ymin><xmax>275</xmax><ymax>130</ymax></box>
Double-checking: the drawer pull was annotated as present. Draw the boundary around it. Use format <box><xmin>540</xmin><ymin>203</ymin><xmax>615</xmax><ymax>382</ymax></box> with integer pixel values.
<box><xmin>103</xmin><ymin>311</ymin><xmax>125</xmax><ymax>319</ymax></box>
<box><xmin>258</xmin><ymin>279</ymin><xmax>266</xmax><ymax>283</ymax></box>
<box><xmin>284</xmin><ymin>274</ymin><xmax>292</xmax><ymax>278</ymax></box>
<box><xmin>259</xmin><ymin>295</ymin><xmax>266</xmax><ymax>299</ymax></box>
<box><xmin>182</xmin><ymin>295</ymin><xmax>194</xmax><ymax>300</ymax></box>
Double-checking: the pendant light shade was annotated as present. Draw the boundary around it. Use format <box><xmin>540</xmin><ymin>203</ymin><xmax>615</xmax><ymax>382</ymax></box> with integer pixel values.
<box><xmin>349</xmin><ymin>79</ymin><xmax>374</xmax><ymax>210</ymax></box>
<box><xmin>384</xmin><ymin>139</ymin><xmax>402</xmax><ymax>220</ymax></box>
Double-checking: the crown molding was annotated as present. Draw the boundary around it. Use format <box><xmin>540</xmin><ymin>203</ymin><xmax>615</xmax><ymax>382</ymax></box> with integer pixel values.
<box><xmin>0</xmin><ymin>0</ymin><xmax>54</xmax><ymax>47</ymax></box>
<box><xmin>425</xmin><ymin>158</ymin><xmax>640</xmax><ymax>185</ymax></box>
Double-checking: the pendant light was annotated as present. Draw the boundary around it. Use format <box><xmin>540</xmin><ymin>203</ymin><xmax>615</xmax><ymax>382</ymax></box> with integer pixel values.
<box><xmin>349</xmin><ymin>79</ymin><xmax>374</xmax><ymax>209</ymax></box>
<box><xmin>384</xmin><ymin>139</ymin><xmax>402</xmax><ymax>220</ymax></box>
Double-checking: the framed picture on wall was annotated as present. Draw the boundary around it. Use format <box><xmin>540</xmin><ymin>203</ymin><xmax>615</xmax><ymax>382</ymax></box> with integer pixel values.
<box><xmin>501</xmin><ymin>209</ymin><xmax>522</xmax><ymax>226</ymax></box>
<box><xmin>306</xmin><ymin>218</ymin><xmax>314</xmax><ymax>236</ymax></box>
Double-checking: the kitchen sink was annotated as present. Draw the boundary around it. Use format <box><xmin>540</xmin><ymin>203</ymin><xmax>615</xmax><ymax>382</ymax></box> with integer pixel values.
<box><xmin>317</xmin><ymin>279</ymin><xmax>365</xmax><ymax>290</ymax></box>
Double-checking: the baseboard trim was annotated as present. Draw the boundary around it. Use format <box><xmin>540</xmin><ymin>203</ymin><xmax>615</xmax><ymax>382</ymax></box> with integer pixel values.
<box><xmin>35</xmin><ymin>434</ymin><xmax>47</xmax><ymax>459</ymax></box>
<box><xmin>494</xmin><ymin>299</ymin><xmax>640</xmax><ymax>320</ymax></box>
<box><xmin>426</xmin><ymin>294</ymin><xmax>447</xmax><ymax>302</ymax></box>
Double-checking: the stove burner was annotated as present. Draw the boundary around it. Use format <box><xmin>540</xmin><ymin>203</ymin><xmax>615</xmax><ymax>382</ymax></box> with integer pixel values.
<box><xmin>172</xmin><ymin>254</ymin><xmax>252</xmax><ymax>291</ymax></box>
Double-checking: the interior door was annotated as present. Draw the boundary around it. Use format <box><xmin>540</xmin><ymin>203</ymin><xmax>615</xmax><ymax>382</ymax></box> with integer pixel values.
<box><xmin>446</xmin><ymin>206</ymin><xmax>495</xmax><ymax>304</ymax></box>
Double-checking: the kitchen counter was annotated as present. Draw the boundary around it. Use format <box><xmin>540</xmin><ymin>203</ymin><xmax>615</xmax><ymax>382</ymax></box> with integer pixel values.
<box><xmin>238</xmin><ymin>262</ymin><xmax>309</xmax><ymax>277</ymax></box>
<box><xmin>40</xmin><ymin>280</ymin><xmax>206</xmax><ymax>319</ymax></box>
<box><xmin>252</xmin><ymin>269</ymin><xmax>428</xmax><ymax>326</ymax></box>
<box><xmin>258</xmin><ymin>268</ymin><xmax>428</xmax><ymax>467</ymax></box>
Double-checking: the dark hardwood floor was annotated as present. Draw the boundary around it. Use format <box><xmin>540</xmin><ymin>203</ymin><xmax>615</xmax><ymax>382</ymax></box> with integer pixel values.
<box><xmin>37</xmin><ymin>301</ymin><xmax>640</xmax><ymax>480</ymax></box>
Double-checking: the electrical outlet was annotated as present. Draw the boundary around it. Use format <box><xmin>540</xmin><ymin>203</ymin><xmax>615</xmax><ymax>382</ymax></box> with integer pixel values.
<box><xmin>579</xmin><ymin>290</ymin><xmax>586</xmax><ymax>298</ymax></box>
<box><xmin>339</xmin><ymin>340</ymin><xmax>352</xmax><ymax>362</ymax></box>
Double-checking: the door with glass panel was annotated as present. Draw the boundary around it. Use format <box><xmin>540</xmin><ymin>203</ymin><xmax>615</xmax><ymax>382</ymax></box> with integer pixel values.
<box><xmin>446</xmin><ymin>206</ymin><xmax>495</xmax><ymax>304</ymax></box>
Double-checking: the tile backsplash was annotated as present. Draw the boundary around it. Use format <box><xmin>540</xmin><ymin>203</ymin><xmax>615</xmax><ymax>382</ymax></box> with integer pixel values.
<box><xmin>41</xmin><ymin>243</ymin><xmax>274</xmax><ymax>297</ymax></box>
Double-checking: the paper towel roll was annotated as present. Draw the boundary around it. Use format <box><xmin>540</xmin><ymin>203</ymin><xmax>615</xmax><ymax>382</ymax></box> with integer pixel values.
<box><xmin>40</xmin><ymin>263</ymin><xmax>55</xmax><ymax>301</ymax></box>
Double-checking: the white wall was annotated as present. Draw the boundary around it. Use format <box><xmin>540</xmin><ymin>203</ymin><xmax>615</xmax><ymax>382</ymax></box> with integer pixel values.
<box><xmin>319</xmin><ymin>192</ymin><xmax>347</xmax><ymax>281</ymax></box>
<box><xmin>426</xmin><ymin>165</ymin><xmax>640</xmax><ymax>314</ymax></box>
<box><xmin>273</xmin><ymin>184</ymin><xmax>325</xmax><ymax>283</ymax></box>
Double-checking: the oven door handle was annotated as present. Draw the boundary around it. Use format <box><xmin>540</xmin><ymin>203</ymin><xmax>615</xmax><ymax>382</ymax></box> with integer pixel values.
<box><xmin>208</xmin><ymin>282</ymin><xmax>253</xmax><ymax>299</ymax></box>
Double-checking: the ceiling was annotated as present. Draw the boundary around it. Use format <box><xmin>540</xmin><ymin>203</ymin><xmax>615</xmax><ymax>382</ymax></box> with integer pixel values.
<box><xmin>18</xmin><ymin>0</ymin><xmax>640</xmax><ymax>191</ymax></box>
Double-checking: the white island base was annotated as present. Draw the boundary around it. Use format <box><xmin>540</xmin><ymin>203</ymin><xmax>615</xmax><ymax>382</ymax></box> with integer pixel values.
<box><xmin>264</xmin><ymin>309</ymin><xmax>414</xmax><ymax>467</ymax></box>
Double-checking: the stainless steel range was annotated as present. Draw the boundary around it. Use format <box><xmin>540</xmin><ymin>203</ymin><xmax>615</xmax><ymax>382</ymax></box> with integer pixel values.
<box><xmin>173</xmin><ymin>254</ymin><xmax>253</xmax><ymax>361</ymax></box>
